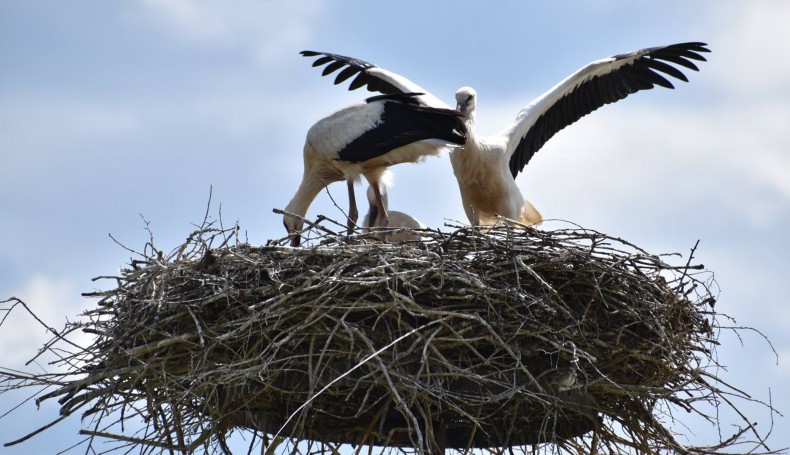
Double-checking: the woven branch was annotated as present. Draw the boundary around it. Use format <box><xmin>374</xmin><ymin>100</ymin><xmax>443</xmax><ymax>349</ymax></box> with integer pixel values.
<box><xmin>0</xmin><ymin>216</ymin><xmax>781</xmax><ymax>454</ymax></box>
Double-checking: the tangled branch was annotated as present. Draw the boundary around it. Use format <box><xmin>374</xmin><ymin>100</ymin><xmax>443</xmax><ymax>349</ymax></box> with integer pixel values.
<box><xmin>0</xmin><ymin>215</ymin><xmax>782</xmax><ymax>454</ymax></box>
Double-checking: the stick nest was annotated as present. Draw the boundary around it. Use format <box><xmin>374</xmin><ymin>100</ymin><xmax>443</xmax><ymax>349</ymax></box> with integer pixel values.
<box><xmin>4</xmin><ymin>217</ymin><xmax>775</xmax><ymax>454</ymax></box>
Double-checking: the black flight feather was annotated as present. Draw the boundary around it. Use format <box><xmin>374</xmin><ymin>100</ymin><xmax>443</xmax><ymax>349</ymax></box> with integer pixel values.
<box><xmin>508</xmin><ymin>42</ymin><xmax>709</xmax><ymax>178</ymax></box>
<box><xmin>301</xmin><ymin>50</ymin><xmax>406</xmax><ymax>96</ymax></box>
<box><xmin>336</xmin><ymin>93</ymin><xmax>466</xmax><ymax>163</ymax></box>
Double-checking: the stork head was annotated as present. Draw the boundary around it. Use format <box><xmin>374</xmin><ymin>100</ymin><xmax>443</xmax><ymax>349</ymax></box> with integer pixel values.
<box><xmin>455</xmin><ymin>86</ymin><xmax>477</xmax><ymax>119</ymax></box>
<box><xmin>282</xmin><ymin>214</ymin><xmax>303</xmax><ymax>247</ymax></box>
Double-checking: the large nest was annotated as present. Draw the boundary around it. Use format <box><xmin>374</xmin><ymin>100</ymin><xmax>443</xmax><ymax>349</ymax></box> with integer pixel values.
<box><xmin>0</xmin><ymin>216</ymin><xmax>779</xmax><ymax>454</ymax></box>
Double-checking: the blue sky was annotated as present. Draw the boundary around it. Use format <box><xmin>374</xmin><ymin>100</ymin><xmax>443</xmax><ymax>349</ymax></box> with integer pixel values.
<box><xmin>1</xmin><ymin>1</ymin><xmax>789</xmax><ymax>453</ymax></box>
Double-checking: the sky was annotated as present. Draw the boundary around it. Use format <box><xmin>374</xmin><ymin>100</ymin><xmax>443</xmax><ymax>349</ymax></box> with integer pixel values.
<box><xmin>1</xmin><ymin>1</ymin><xmax>789</xmax><ymax>453</ymax></box>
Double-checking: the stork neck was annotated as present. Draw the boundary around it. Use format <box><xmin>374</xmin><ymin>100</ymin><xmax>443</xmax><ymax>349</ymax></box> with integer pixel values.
<box><xmin>463</xmin><ymin>112</ymin><xmax>477</xmax><ymax>142</ymax></box>
<box><xmin>285</xmin><ymin>176</ymin><xmax>325</xmax><ymax>219</ymax></box>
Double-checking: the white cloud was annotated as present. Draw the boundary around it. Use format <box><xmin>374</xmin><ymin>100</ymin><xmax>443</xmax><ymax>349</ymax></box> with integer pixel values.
<box><xmin>1</xmin><ymin>276</ymin><xmax>92</xmax><ymax>370</ymax></box>
<box><xmin>707</xmin><ymin>1</ymin><xmax>790</xmax><ymax>99</ymax></box>
<box><xmin>134</xmin><ymin>1</ymin><xmax>326</xmax><ymax>65</ymax></box>
<box><xmin>0</xmin><ymin>96</ymin><xmax>140</xmax><ymax>157</ymax></box>
<box><xmin>175</xmin><ymin>85</ymin><xmax>336</xmax><ymax>137</ymax></box>
<box><xmin>466</xmin><ymin>98</ymin><xmax>780</xmax><ymax>229</ymax></box>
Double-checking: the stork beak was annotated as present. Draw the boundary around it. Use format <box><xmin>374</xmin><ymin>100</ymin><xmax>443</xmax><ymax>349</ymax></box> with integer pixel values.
<box><xmin>456</xmin><ymin>102</ymin><xmax>466</xmax><ymax>114</ymax></box>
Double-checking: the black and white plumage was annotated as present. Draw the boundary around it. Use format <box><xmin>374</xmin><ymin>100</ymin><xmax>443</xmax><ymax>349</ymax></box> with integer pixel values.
<box><xmin>362</xmin><ymin>180</ymin><xmax>427</xmax><ymax>243</ymax></box>
<box><xmin>302</xmin><ymin>43</ymin><xmax>710</xmax><ymax>226</ymax></box>
<box><xmin>283</xmin><ymin>92</ymin><xmax>466</xmax><ymax>246</ymax></box>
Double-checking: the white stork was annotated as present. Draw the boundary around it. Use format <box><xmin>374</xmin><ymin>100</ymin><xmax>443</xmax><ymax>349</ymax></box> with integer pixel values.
<box><xmin>301</xmin><ymin>42</ymin><xmax>710</xmax><ymax>226</ymax></box>
<box><xmin>282</xmin><ymin>92</ymin><xmax>465</xmax><ymax>246</ymax></box>
<box><xmin>362</xmin><ymin>180</ymin><xmax>427</xmax><ymax>243</ymax></box>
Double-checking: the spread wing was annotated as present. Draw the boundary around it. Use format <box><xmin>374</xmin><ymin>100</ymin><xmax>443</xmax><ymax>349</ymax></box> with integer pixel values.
<box><xmin>301</xmin><ymin>50</ymin><xmax>450</xmax><ymax>109</ymax></box>
<box><xmin>502</xmin><ymin>42</ymin><xmax>710</xmax><ymax>178</ymax></box>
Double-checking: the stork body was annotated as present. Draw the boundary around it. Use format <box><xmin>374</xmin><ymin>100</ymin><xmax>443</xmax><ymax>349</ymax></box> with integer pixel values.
<box><xmin>302</xmin><ymin>42</ymin><xmax>710</xmax><ymax>226</ymax></box>
<box><xmin>283</xmin><ymin>93</ymin><xmax>465</xmax><ymax>246</ymax></box>
<box><xmin>362</xmin><ymin>181</ymin><xmax>427</xmax><ymax>243</ymax></box>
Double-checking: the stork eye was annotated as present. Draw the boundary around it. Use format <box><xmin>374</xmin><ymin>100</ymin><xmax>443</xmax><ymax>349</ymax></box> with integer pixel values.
<box><xmin>466</xmin><ymin>95</ymin><xmax>474</xmax><ymax>103</ymax></box>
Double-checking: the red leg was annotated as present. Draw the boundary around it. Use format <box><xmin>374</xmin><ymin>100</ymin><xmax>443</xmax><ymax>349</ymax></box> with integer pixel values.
<box><xmin>347</xmin><ymin>180</ymin><xmax>358</xmax><ymax>235</ymax></box>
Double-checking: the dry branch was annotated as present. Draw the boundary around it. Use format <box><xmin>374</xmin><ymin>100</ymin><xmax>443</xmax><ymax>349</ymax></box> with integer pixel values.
<box><xmin>0</xmin><ymin>216</ymin><xmax>782</xmax><ymax>454</ymax></box>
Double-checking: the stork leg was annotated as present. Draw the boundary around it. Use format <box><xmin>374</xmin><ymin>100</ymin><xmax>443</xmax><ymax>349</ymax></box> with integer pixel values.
<box><xmin>371</xmin><ymin>182</ymin><xmax>390</xmax><ymax>229</ymax></box>
<box><xmin>347</xmin><ymin>180</ymin><xmax>358</xmax><ymax>236</ymax></box>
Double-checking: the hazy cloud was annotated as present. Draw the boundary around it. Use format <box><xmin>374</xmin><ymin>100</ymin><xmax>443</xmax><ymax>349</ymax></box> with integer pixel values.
<box><xmin>708</xmin><ymin>1</ymin><xmax>790</xmax><ymax>98</ymax></box>
<box><xmin>134</xmin><ymin>0</ymin><xmax>326</xmax><ymax>65</ymax></box>
<box><xmin>0</xmin><ymin>95</ymin><xmax>140</xmax><ymax>157</ymax></box>
<box><xmin>1</xmin><ymin>276</ymin><xmax>91</xmax><ymax>369</ymax></box>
